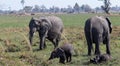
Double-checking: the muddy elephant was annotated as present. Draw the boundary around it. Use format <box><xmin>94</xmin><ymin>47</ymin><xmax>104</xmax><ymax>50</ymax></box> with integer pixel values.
<box><xmin>84</xmin><ymin>16</ymin><xmax>112</xmax><ymax>55</ymax></box>
<box><xmin>48</xmin><ymin>43</ymin><xmax>73</xmax><ymax>64</ymax></box>
<box><xmin>29</xmin><ymin>16</ymin><xmax>64</xmax><ymax>50</ymax></box>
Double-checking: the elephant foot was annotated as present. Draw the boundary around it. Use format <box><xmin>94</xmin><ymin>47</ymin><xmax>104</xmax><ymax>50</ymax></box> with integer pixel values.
<box><xmin>107</xmin><ymin>52</ymin><xmax>111</xmax><ymax>55</ymax></box>
<box><xmin>38</xmin><ymin>47</ymin><xmax>45</xmax><ymax>50</ymax></box>
<box><xmin>88</xmin><ymin>54</ymin><xmax>91</xmax><ymax>56</ymax></box>
<box><xmin>59</xmin><ymin>60</ymin><xmax>65</xmax><ymax>64</ymax></box>
<box><xmin>37</xmin><ymin>48</ymin><xmax>44</xmax><ymax>51</ymax></box>
<box><xmin>44</xmin><ymin>45</ymin><xmax>47</xmax><ymax>49</ymax></box>
<box><xmin>68</xmin><ymin>59</ymin><xmax>72</xmax><ymax>62</ymax></box>
<box><xmin>39</xmin><ymin>48</ymin><xmax>44</xmax><ymax>50</ymax></box>
<box><xmin>106</xmin><ymin>50</ymin><xmax>111</xmax><ymax>55</ymax></box>
<box><xmin>95</xmin><ymin>51</ymin><xmax>101</xmax><ymax>55</ymax></box>
<box><xmin>88</xmin><ymin>52</ymin><xmax>92</xmax><ymax>56</ymax></box>
<box><xmin>39</xmin><ymin>45</ymin><xmax>46</xmax><ymax>50</ymax></box>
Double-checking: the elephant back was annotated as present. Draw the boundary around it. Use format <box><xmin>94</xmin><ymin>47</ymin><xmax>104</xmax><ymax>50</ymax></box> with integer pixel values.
<box><xmin>60</xmin><ymin>43</ymin><xmax>74</xmax><ymax>54</ymax></box>
<box><xmin>47</xmin><ymin>16</ymin><xmax>63</xmax><ymax>27</ymax></box>
<box><xmin>47</xmin><ymin>16</ymin><xmax>64</xmax><ymax>33</ymax></box>
<box><xmin>90</xmin><ymin>16</ymin><xmax>109</xmax><ymax>30</ymax></box>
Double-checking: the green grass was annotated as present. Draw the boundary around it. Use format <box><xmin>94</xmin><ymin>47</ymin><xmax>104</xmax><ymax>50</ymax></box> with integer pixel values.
<box><xmin>0</xmin><ymin>14</ymin><xmax>120</xmax><ymax>66</ymax></box>
<box><xmin>0</xmin><ymin>14</ymin><xmax>120</xmax><ymax>28</ymax></box>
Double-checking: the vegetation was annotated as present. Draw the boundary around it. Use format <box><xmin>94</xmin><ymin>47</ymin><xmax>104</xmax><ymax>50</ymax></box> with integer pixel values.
<box><xmin>0</xmin><ymin>13</ymin><xmax>120</xmax><ymax>66</ymax></box>
<box><xmin>100</xmin><ymin>0</ymin><xmax>111</xmax><ymax>14</ymax></box>
<box><xmin>21</xmin><ymin>0</ymin><xmax>25</xmax><ymax>9</ymax></box>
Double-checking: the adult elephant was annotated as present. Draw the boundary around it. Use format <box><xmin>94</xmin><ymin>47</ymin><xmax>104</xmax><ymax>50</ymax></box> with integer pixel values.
<box><xmin>84</xmin><ymin>16</ymin><xmax>112</xmax><ymax>56</ymax></box>
<box><xmin>29</xmin><ymin>16</ymin><xmax>64</xmax><ymax>50</ymax></box>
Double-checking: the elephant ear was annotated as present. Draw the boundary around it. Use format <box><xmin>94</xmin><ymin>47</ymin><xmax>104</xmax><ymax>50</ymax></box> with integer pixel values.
<box><xmin>29</xmin><ymin>17</ymin><xmax>35</xmax><ymax>26</ymax></box>
<box><xmin>32</xmin><ymin>17</ymin><xmax>41</xmax><ymax>26</ymax></box>
<box><xmin>41</xmin><ymin>18</ymin><xmax>52</xmax><ymax>29</ymax></box>
<box><xmin>56</xmin><ymin>48</ymin><xmax>65</xmax><ymax>57</ymax></box>
<box><xmin>106</xmin><ymin>17</ymin><xmax>112</xmax><ymax>33</ymax></box>
<box><xmin>41</xmin><ymin>19</ymin><xmax>48</xmax><ymax>22</ymax></box>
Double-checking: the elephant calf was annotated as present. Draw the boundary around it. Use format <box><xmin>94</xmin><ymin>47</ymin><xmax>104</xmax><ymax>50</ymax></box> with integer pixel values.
<box><xmin>48</xmin><ymin>43</ymin><xmax>73</xmax><ymax>64</ymax></box>
<box><xmin>84</xmin><ymin>16</ymin><xmax>112</xmax><ymax>55</ymax></box>
<box><xmin>90</xmin><ymin>54</ymin><xmax>112</xmax><ymax>64</ymax></box>
<box><xmin>29</xmin><ymin>16</ymin><xmax>63</xmax><ymax>50</ymax></box>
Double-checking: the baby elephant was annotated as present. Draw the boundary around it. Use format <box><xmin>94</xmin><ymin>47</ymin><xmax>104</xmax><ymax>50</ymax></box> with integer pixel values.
<box><xmin>90</xmin><ymin>54</ymin><xmax>112</xmax><ymax>64</ymax></box>
<box><xmin>48</xmin><ymin>43</ymin><xmax>73</xmax><ymax>64</ymax></box>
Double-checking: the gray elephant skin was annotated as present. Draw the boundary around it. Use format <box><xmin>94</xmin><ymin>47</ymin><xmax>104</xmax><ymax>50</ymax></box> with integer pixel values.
<box><xmin>48</xmin><ymin>43</ymin><xmax>73</xmax><ymax>64</ymax></box>
<box><xmin>84</xmin><ymin>16</ymin><xmax>112</xmax><ymax>55</ymax></box>
<box><xmin>29</xmin><ymin>16</ymin><xmax>64</xmax><ymax>50</ymax></box>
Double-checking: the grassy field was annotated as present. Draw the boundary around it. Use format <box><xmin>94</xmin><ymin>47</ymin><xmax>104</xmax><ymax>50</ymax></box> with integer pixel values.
<box><xmin>0</xmin><ymin>13</ymin><xmax>120</xmax><ymax>66</ymax></box>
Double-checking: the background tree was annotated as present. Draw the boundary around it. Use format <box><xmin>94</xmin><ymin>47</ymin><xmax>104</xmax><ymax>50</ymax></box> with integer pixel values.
<box><xmin>81</xmin><ymin>4</ymin><xmax>92</xmax><ymax>12</ymax></box>
<box><xmin>67</xmin><ymin>5</ymin><xmax>74</xmax><ymax>13</ymax></box>
<box><xmin>73</xmin><ymin>3</ymin><xmax>80</xmax><ymax>13</ymax></box>
<box><xmin>21</xmin><ymin>0</ymin><xmax>25</xmax><ymax>9</ymax></box>
<box><xmin>95</xmin><ymin>7</ymin><xmax>102</xmax><ymax>13</ymax></box>
<box><xmin>99</xmin><ymin>0</ymin><xmax>111</xmax><ymax>14</ymax></box>
<box><xmin>32</xmin><ymin>5</ymin><xmax>40</xmax><ymax>13</ymax></box>
<box><xmin>60</xmin><ymin>8</ymin><xmax>67</xmax><ymax>13</ymax></box>
<box><xmin>23</xmin><ymin>6</ymin><xmax>32</xmax><ymax>13</ymax></box>
<box><xmin>40</xmin><ymin>5</ymin><xmax>47</xmax><ymax>13</ymax></box>
<box><xmin>49</xmin><ymin>6</ymin><xmax>60</xmax><ymax>13</ymax></box>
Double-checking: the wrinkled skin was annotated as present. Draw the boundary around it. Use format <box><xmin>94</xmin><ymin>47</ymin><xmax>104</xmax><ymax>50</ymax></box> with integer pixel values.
<box><xmin>84</xmin><ymin>16</ymin><xmax>112</xmax><ymax>55</ymax></box>
<box><xmin>29</xmin><ymin>16</ymin><xmax>64</xmax><ymax>50</ymax></box>
<box><xmin>48</xmin><ymin>43</ymin><xmax>73</xmax><ymax>64</ymax></box>
<box><xmin>90</xmin><ymin>54</ymin><xmax>111</xmax><ymax>64</ymax></box>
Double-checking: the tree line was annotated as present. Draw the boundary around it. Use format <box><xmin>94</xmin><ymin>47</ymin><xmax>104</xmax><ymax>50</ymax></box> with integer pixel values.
<box><xmin>0</xmin><ymin>0</ymin><xmax>120</xmax><ymax>14</ymax></box>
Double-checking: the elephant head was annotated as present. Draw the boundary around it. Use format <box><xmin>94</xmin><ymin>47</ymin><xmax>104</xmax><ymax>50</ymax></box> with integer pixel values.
<box><xmin>29</xmin><ymin>17</ymin><xmax>52</xmax><ymax>49</ymax></box>
<box><xmin>48</xmin><ymin>48</ymin><xmax>66</xmax><ymax>63</ymax></box>
<box><xmin>106</xmin><ymin>17</ymin><xmax>112</xmax><ymax>33</ymax></box>
<box><xmin>29</xmin><ymin>17</ymin><xmax>40</xmax><ymax>45</ymax></box>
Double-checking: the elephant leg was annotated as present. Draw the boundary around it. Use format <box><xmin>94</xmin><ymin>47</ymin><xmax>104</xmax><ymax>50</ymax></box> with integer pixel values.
<box><xmin>88</xmin><ymin>42</ymin><xmax>93</xmax><ymax>56</ymax></box>
<box><xmin>52</xmin><ymin>38</ymin><xmax>60</xmax><ymax>48</ymax></box>
<box><xmin>69</xmin><ymin>54</ymin><xmax>72</xmax><ymax>62</ymax></box>
<box><xmin>29</xmin><ymin>31</ymin><xmax>34</xmax><ymax>45</ymax></box>
<box><xmin>39</xmin><ymin>39</ymin><xmax>45</xmax><ymax>50</ymax></box>
<box><xmin>50</xmin><ymin>34</ymin><xmax>61</xmax><ymax>48</ymax></box>
<box><xmin>44</xmin><ymin>42</ymin><xmax>47</xmax><ymax>48</ymax></box>
<box><xmin>85</xmin><ymin>33</ymin><xmax>93</xmax><ymax>56</ymax></box>
<box><xmin>59</xmin><ymin>56</ymin><xmax>65</xmax><ymax>64</ymax></box>
<box><xmin>95</xmin><ymin>41</ymin><xmax>101</xmax><ymax>55</ymax></box>
<box><xmin>51</xmin><ymin>39</ymin><xmax>56</xmax><ymax>48</ymax></box>
<box><xmin>106</xmin><ymin>37</ymin><xmax>111</xmax><ymax>55</ymax></box>
<box><xmin>55</xmin><ymin>34</ymin><xmax>61</xmax><ymax>48</ymax></box>
<box><xmin>66</xmin><ymin>56</ymin><xmax>69</xmax><ymax>62</ymax></box>
<box><xmin>56</xmin><ymin>38</ymin><xmax>60</xmax><ymax>47</ymax></box>
<box><xmin>39</xmin><ymin>33</ymin><xmax>46</xmax><ymax>50</ymax></box>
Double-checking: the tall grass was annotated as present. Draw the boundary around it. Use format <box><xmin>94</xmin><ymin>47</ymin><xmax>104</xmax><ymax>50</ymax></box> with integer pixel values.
<box><xmin>15</xmin><ymin>31</ymin><xmax>33</xmax><ymax>52</ymax></box>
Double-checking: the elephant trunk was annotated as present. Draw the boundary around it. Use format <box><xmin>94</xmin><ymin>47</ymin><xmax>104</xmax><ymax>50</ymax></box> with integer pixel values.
<box><xmin>40</xmin><ymin>36</ymin><xmax>45</xmax><ymax>50</ymax></box>
<box><xmin>29</xmin><ymin>31</ymin><xmax>34</xmax><ymax>45</ymax></box>
<box><xmin>48</xmin><ymin>56</ymin><xmax>53</xmax><ymax>60</ymax></box>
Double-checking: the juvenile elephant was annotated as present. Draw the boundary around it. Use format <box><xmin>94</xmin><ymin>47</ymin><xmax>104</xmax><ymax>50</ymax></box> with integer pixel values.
<box><xmin>90</xmin><ymin>54</ymin><xmax>112</xmax><ymax>64</ymax></box>
<box><xmin>84</xmin><ymin>16</ymin><xmax>112</xmax><ymax>55</ymax></box>
<box><xmin>48</xmin><ymin>43</ymin><xmax>73</xmax><ymax>64</ymax></box>
<box><xmin>29</xmin><ymin>16</ymin><xmax>64</xmax><ymax>50</ymax></box>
